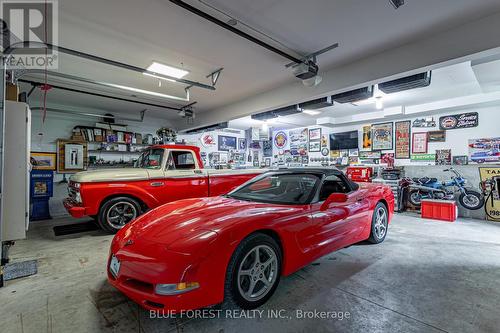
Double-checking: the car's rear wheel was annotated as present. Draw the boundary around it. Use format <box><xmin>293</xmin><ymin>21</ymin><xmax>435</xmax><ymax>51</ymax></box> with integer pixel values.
<box><xmin>368</xmin><ymin>202</ymin><xmax>388</xmax><ymax>244</ymax></box>
<box><xmin>224</xmin><ymin>233</ymin><xmax>281</xmax><ymax>309</ymax></box>
<box><xmin>98</xmin><ymin>197</ymin><xmax>141</xmax><ymax>233</ymax></box>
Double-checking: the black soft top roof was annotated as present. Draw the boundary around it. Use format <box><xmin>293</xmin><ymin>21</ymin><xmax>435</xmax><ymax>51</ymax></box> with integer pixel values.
<box><xmin>265</xmin><ymin>167</ymin><xmax>342</xmax><ymax>177</ymax></box>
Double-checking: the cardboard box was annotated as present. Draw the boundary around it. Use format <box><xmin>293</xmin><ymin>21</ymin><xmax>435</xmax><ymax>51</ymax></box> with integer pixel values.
<box><xmin>6</xmin><ymin>83</ymin><xmax>19</xmax><ymax>101</ymax></box>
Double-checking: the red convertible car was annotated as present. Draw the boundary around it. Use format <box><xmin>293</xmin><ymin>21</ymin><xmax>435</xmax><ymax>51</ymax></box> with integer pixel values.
<box><xmin>108</xmin><ymin>168</ymin><xmax>394</xmax><ymax>310</ymax></box>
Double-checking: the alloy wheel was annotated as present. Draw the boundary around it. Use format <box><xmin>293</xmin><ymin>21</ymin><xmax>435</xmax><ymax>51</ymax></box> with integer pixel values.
<box><xmin>237</xmin><ymin>245</ymin><xmax>278</xmax><ymax>302</ymax></box>
<box><xmin>106</xmin><ymin>201</ymin><xmax>138</xmax><ymax>229</ymax></box>
<box><xmin>374</xmin><ymin>207</ymin><xmax>387</xmax><ymax>240</ymax></box>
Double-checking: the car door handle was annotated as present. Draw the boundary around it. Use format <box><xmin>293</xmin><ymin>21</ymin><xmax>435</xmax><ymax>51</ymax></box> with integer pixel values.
<box><xmin>150</xmin><ymin>182</ymin><xmax>165</xmax><ymax>187</ymax></box>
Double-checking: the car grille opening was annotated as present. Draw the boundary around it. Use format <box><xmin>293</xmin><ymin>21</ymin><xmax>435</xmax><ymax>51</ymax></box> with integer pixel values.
<box><xmin>144</xmin><ymin>300</ymin><xmax>164</xmax><ymax>309</ymax></box>
<box><xmin>124</xmin><ymin>278</ymin><xmax>154</xmax><ymax>293</ymax></box>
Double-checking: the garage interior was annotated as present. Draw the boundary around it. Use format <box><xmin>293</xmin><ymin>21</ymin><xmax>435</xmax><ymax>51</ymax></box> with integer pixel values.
<box><xmin>1</xmin><ymin>0</ymin><xmax>500</xmax><ymax>332</ymax></box>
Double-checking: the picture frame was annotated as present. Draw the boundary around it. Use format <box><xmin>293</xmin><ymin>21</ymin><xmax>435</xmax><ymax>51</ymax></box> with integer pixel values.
<box><xmin>56</xmin><ymin>139</ymin><xmax>88</xmax><ymax>173</ymax></box>
<box><xmin>218</xmin><ymin>135</ymin><xmax>237</xmax><ymax>151</ymax></box>
<box><xmin>371</xmin><ymin>122</ymin><xmax>393</xmax><ymax>151</ymax></box>
<box><xmin>362</xmin><ymin>125</ymin><xmax>372</xmax><ymax>150</ymax></box>
<box><xmin>309</xmin><ymin>128</ymin><xmax>321</xmax><ymax>141</ymax></box>
<box><xmin>428</xmin><ymin>130</ymin><xmax>446</xmax><ymax>142</ymax></box>
<box><xmin>395</xmin><ymin>121</ymin><xmax>411</xmax><ymax>159</ymax></box>
<box><xmin>238</xmin><ymin>138</ymin><xmax>247</xmax><ymax>150</ymax></box>
<box><xmin>265</xmin><ymin>158</ymin><xmax>271</xmax><ymax>167</ymax></box>
<box><xmin>30</xmin><ymin>152</ymin><xmax>57</xmax><ymax>171</ymax></box>
<box><xmin>412</xmin><ymin>132</ymin><xmax>428</xmax><ymax>154</ymax></box>
<box><xmin>309</xmin><ymin>141</ymin><xmax>321</xmax><ymax>152</ymax></box>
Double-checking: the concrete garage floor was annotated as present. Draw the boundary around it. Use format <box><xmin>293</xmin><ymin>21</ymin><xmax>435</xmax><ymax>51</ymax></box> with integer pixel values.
<box><xmin>1</xmin><ymin>214</ymin><xmax>500</xmax><ymax>333</ymax></box>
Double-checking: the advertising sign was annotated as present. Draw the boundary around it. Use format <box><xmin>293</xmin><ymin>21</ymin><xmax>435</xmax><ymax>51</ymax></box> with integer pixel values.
<box><xmin>479</xmin><ymin>167</ymin><xmax>500</xmax><ymax>222</ymax></box>
<box><xmin>395</xmin><ymin>121</ymin><xmax>411</xmax><ymax>159</ymax></box>
<box><xmin>371</xmin><ymin>122</ymin><xmax>393</xmax><ymax>150</ymax></box>
<box><xmin>439</xmin><ymin>112</ymin><xmax>478</xmax><ymax>130</ymax></box>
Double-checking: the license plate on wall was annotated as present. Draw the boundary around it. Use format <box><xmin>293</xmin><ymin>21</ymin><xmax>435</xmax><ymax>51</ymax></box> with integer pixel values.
<box><xmin>109</xmin><ymin>255</ymin><xmax>121</xmax><ymax>277</ymax></box>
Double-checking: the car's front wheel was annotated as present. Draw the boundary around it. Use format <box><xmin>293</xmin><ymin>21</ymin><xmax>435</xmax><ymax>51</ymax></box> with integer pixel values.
<box><xmin>98</xmin><ymin>197</ymin><xmax>142</xmax><ymax>233</ymax></box>
<box><xmin>224</xmin><ymin>233</ymin><xmax>282</xmax><ymax>309</ymax></box>
<box><xmin>368</xmin><ymin>202</ymin><xmax>389</xmax><ymax>244</ymax></box>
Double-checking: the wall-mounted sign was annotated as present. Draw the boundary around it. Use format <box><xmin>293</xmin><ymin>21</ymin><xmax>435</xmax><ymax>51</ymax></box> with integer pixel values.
<box><xmin>274</xmin><ymin>131</ymin><xmax>287</xmax><ymax>148</ymax></box>
<box><xmin>321</xmin><ymin>148</ymin><xmax>329</xmax><ymax>156</ymax></box>
<box><xmin>309</xmin><ymin>128</ymin><xmax>321</xmax><ymax>141</ymax></box>
<box><xmin>478</xmin><ymin>167</ymin><xmax>500</xmax><ymax>222</ymax></box>
<box><xmin>309</xmin><ymin>141</ymin><xmax>321</xmax><ymax>152</ymax></box>
<box><xmin>263</xmin><ymin>140</ymin><xmax>273</xmax><ymax>157</ymax></box>
<box><xmin>200</xmin><ymin>133</ymin><xmax>216</xmax><ymax>147</ymax></box>
<box><xmin>412</xmin><ymin>117</ymin><xmax>436</xmax><ymax>128</ymax></box>
<box><xmin>362</xmin><ymin>125</ymin><xmax>372</xmax><ymax>150</ymax></box>
<box><xmin>238</xmin><ymin>138</ymin><xmax>247</xmax><ymax>150</ymax></box>
<box><xmin>412</xmin><ymin>132</ymin><xmax>428</xmax><ymax>154</ymax></box>
<box><xmin>453</xmin><ymin>156</ymin><xmax>468</xmax><ymax>165</ymax></box>
<box><xmin>411</xmin><ymin>154</ymin><xmax>436</xmax><ymax>162</ymax></box>
<box><xmin>435</xmin><ymin>149</ymin><xmax>452</xmax><ymax>165</ymax></box>
<box><xmin>468</xmin><ymin>137</ymin><xmax>500</xmax><ymax>164</ymax></box>
<box><xmin>359</xmin><ymin>151</ymin><xmax>381</xmax><ymax>159</ymax></box>
<box><xmin>395</xmin><ymin>121</ymin><xmax>411</xmax><ymax>159</ymax></box>
<box><xmin>371</xmin><ymin>122</ymin><xmax>393</xmax><ymax>151</ymax></box>
<box><xmin>428</xmin><ymin>130</ymin><xmax>446</xmax><ymax>142</ymax></box>
<box><xmin>439</xmin><ymin>112</ymin><xmax>478</xmax><ymax>130</ymax></box>
<box><xmin>289</xmin><ymin>128</ymin><xmax>308</xmax><ymax>156</ymax></box>
<box><xmin>218</xmin><ymin>135</ymin><xmax>237</xmax><ymax>151</ymax></box>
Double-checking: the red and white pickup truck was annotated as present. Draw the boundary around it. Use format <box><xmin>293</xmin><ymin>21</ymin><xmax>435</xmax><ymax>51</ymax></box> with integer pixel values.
<box><xmin>63</xmin><ymin>145</ymin><xmax>264</xmax><ymax>233</ymax></box>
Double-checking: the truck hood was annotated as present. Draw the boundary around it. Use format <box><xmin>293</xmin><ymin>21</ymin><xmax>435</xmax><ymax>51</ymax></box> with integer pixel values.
<box><xmin>119</xmin><ymin>196</ymin><xmax>301</xmax><ymax>247</ymax></box>
<box><xmin>70</xmin><ymin>168</ymin><xmax>152</xmax><ymax>183</ymax></box>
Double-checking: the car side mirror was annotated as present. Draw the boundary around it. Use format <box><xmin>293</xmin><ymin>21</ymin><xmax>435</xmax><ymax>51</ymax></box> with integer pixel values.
<box><xmin>320</xmin><ymin>193</ymin><xmax>348</xmax><ymax>211</ymax></box>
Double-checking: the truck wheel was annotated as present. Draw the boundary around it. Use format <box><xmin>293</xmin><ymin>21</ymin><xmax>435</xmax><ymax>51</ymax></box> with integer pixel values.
<box><xmin>98</xmin><ymin>197</ymin><xmax>142</xmax><ymax>233</ymax></box>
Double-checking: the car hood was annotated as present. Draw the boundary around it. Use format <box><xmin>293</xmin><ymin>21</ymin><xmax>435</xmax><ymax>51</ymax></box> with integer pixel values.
<box><xmin>121</xmin><ymin>196</ymin><xmax>300</xmax><ymax>246</ymax></box>
<box><xmin>70</xmin><ymin>168</ymin><xmax>153</xmax><ymax>182</ymax></box>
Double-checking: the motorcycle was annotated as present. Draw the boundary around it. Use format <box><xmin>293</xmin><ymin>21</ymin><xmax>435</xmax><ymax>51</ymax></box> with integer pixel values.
<box><xmin>407</xmin><ymin>168</ymin><xmax>484</xmax><ymax>210</ymax></box>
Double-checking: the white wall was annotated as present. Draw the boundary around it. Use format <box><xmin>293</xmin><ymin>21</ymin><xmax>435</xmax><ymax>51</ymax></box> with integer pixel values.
<box><xmin>271</xmin><ymin>105</ymin><xmax>499</xmax><ymax>166</ymax></box>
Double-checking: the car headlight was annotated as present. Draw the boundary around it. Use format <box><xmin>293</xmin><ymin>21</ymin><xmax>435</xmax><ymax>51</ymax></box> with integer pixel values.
<box><xmin>155</xmin><ymin>282</ymin><xmax>199</xmax><ymax>295</ymax></box>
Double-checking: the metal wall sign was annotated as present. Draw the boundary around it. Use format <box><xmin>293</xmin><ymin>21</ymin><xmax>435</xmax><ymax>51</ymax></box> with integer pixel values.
<box><xmin>439</xmin><ymin>112</ymin><xmax>479</xmax><ymax>130</ymax></box>
<box><xmin>395</xmin><ymin>121</ymin><xmax>411</xmax><ymax>159</ymax></box>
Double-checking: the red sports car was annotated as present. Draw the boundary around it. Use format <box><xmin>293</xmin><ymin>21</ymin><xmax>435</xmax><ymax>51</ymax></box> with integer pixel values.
<box><xmin>108</xmin><ymin>168</ymin><xmax>394</xmax><ymax>311</ymax></box>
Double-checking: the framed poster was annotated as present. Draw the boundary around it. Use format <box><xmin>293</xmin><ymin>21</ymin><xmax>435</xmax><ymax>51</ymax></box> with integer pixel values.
<box><xmin>263</xmin><ymin>140</ymin><xmax>273</xmax><ymax>157</ymax></box>
<box><xmin>435</xmin><ymin>149</ymin><xmax>452</xmax><ymax>165</ymax></box>
<box><xmin>428</xmin><ymin>130</ymin><xmax>446</xmax><ymax>142</ymax></box>
<box><xmin>412</xmin><ymin>117</ymin><xmax>436</xmax><ymax>128</ymax></box>
<box><xmin>289</xmin><ymin>128</ymin><xmax>308</xmax><ymax>156</ymax></box>
<box><xmin>56</xmin><ymin>139</ymin><xmax>88</xmax><ymax>173</ymax></box>
<box><xmin>309</xmin><ymin>128</ymin><xmax>321</xmax><ymax>141</ymax></box>
<box><xmin>479</xmin><ymin>167</ymin><xmax>500</xmax><ymax>221</ymax></box>
<box><xmin>453</xmin><ymin>156</ymin><xmax>468</xmax><ymax>165</ymax></box>
<box><xmin>265</xmin><ymin>158</ymin><xmax>271</xmax><ymax>167</ymax></box>
<box><xmin>30</xmin><ymin>152</ymin><xmax>57</xmax><ymax>170</ymax></box>
<box><xmin>395</xmin><ymin>121</ymin><xmax>411</xmax><ymax>159</ymax></box>
<box><xmin>439</xmin><ymin>112</ymin><xmax>478</xmax><ymax>130</ymax></box>
<box><xmin>309</xmin><ymin>141</ymin><xmax>321</xmax><ymax>152</ymax></box>
<box><xmin>371</xmin><ymin>122</ymin><xmax>393</xmax><ymax>151</ymax></box>
<box><xmin>320</xmin><ymin>135</ymin><xmax>328</xmax><ymax>148</ymax></box>
<box><xmin>468</xmin><ymin>137</ymin><xmax>500</xmax><ymax>164</ymax></box>
<box><xmin>412</xmin><ymin>132</ymin><xmax>428</xmax><ymax>154</ymax></box>
<box><xmin>362</xmin><ymin>125</ymin><xmax>372</xmax><ymax>150</ymax></box>
<box><xmin>218</xmin><ymin>135</ymin><xmax>237</xmax><ymax>151</ymax></box>
<box><xmin>238</xmin><ymin>138</ymin><xmax>247</xmax><ymax>150</ymax></box>
<box><xmin>359</xmin><ymin>150</ymin><xmax>382</xmax><ymax>159</ymax></box>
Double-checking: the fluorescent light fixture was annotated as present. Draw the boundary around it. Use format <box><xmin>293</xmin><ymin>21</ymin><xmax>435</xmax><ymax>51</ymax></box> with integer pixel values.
<box><xmin>375</xmin><ymin>97</ymin><xmax>384</xmax><ymax>110</ymax></box>
<box><xmin>106</xmin><ymin>82</ymin><xmax>189</xmax><ymax>101</ymax></box>
<box><xmin>302</xmin><ymin>109</ymin><xmax>321</xmax><ymax>115</ymax></box>
<box><xmin>144</xmin><ymin>62</ymin><xmax>189</xmax><ymax>82</ymax></box>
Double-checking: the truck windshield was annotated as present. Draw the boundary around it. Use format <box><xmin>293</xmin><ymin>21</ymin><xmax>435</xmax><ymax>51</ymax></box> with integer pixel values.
<box><xmin>135</xmin><ymin>149</ymin><xmax>164</xmax><ymax>169</ymax></box>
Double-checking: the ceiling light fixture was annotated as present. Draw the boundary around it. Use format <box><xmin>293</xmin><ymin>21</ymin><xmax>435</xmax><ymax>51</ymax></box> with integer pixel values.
<box><xmin>144</xmin><ymin>62</ymin><xmax>189</xmax><ymax>82</ymax></box>
<box><xmin>302</xmin><ymin>109</ymin><xmax>321</xmax><ymax>115</ymax></box>
<box><xmin>375</xmin><ymin>96</ymin><xmax>384</xmax><ymax>110</ymax></box>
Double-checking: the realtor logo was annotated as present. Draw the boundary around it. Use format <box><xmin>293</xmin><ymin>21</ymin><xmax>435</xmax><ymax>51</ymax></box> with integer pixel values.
<box><xmin>1</xmin><ymin>0</ymin><xmax>58</xmax><ymax>69</ymax></box>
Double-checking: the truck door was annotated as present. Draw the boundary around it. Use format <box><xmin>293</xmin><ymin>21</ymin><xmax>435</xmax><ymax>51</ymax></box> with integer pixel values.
<box><xmin>158</xmin><ymin>150</ymin><xmax>209</xmax><ymax>204</ymax></box>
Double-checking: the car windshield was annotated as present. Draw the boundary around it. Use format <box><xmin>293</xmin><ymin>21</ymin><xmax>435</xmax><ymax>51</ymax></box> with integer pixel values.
<box><xmin>228</xmin><ymin>173</ymin><xmax>320</xmax><ymax>205</ymax></box>
<box><xmin>134</xmin><ymin>149</ymin><xmax>164</xmax><ymax>169</ymax></box>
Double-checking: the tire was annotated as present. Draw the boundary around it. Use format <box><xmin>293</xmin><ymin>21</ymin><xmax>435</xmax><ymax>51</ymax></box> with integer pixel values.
<box><xmin>459</xmin><ymin>190</ymin><xmax>484</xmax><ymax>210</ymax></box>
<box><xmin>224</xmin><ymin>233</ymin><xmax>282</xmax><ymax>309</ymax></box>
<box><xmin>368</xmin><ymin>202</ymin><xmax>389</xmax><ymax>244</ymax></box>
<box><xmin>98</xmin><ymin>197</ymin><xmax>142</xmax><ymax>233</ymax></box>
<box><xmin>408</xmin><ymin>191</ymin><xmax>422</xmax><ymax>206</ymax></box>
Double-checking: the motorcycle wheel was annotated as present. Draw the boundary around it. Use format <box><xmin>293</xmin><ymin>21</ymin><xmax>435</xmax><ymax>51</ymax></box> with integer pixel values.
<box><xmin>408</xmin><ymin>191</ymin><xmax>422</xmax><ymax>206</ymax></box>
<box><xmin>459</xmin><ymin>190</ymin><xmax>485</xmax><ymax>210</ymax></box>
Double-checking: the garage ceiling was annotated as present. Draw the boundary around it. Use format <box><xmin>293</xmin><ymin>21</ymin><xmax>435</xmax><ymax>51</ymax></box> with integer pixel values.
<box><xmin>18</xmin><ymin>0</ymin><xmax>500</xmax><ymax>123</ymax></box>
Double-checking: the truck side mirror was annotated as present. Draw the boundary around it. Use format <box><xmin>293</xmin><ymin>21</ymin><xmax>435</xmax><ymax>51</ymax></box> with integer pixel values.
<box><xmin>320</xmin><ymin>193</ymin><xmax>348</xmax><ymax>211</ymax></box>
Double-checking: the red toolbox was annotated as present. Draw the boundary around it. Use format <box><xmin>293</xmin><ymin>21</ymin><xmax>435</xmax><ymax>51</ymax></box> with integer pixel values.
<box><xmin>421</xmin><ymin>199</ymin><xmax>458</xmax><ymax>222</ymax></box>
<box><xmin>346</xmin><ymin>166</ymin><xmax>373</xmax><ymax>182</ymax></box>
